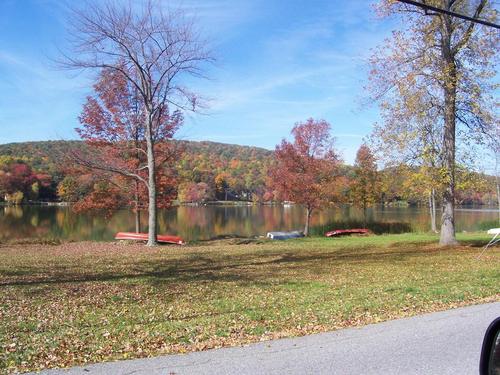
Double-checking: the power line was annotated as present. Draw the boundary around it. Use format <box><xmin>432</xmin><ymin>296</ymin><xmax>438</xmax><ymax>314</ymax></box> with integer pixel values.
<box><xmin>396</xmin><ymin>0</ymin><xmax>500</xmax><ymax>29</ymax></box>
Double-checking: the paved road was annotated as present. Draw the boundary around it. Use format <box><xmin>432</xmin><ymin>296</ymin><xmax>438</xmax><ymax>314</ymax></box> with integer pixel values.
<box><xmin>37</xmin><ymin>302</ymin><xmax>500</xmax><ymax>375</ymax></box>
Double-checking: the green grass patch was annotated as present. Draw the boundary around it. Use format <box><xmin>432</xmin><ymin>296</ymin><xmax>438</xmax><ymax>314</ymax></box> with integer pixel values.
<box><xmin>0</xmin><ymin>232</ymin><xmax>498</xmax><ymax>373</ymax></box>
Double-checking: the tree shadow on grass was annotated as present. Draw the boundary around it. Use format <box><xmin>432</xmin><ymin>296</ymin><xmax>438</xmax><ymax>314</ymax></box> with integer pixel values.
<box><xmin>0</xmin><ymin>240</ymin><xmax>493</xmax><ymax>288</ymax></box>
<box><xmin>459</xmin><ymin>239</ymin><xmax>491</xmax><ymax>248</ymax></box>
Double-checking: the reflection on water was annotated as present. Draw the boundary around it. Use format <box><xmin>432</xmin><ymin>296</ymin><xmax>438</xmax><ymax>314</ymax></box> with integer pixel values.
<box><xmin>0</xmin><ymin>204</ymin><xmax>498</xmax><ymax>242</ymax></box>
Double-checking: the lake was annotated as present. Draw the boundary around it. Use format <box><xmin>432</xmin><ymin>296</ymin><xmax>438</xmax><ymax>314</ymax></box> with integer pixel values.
<box><xmin>1</xmin><ymin>204</ymin><xmax>498</xmax><ymax>242</ymax></box>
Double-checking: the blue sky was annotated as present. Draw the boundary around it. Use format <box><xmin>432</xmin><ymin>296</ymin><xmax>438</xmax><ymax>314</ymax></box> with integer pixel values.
<box><xmin>0</xmin><ymin>0</ymin><xmax>398</xmax><ymax>163</ymax></box>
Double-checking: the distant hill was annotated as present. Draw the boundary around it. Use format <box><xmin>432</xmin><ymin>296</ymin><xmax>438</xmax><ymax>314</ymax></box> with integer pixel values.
<box><xmin>0</xmin><ymin>140</ymin><xmax>83</xmax><ymax>174</ymax></box>
<box><xmin>0</xmin><ymin>140</ymin><xmax>496</xmax><ymax>205</ymax></box>
<box><xmin>0</xmin><ymin>139</ymin><xmax>273</xmax><ymax>172</ymax></box>
<box><xmin>0</xmin><ymin>140</ymin><xmax>275</xmax><ymax>200</ymax></box>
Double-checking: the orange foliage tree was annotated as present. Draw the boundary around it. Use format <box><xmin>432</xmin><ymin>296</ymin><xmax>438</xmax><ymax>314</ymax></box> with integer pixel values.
<box><xmin>350</xmin><ymin>144</ymin><xmax>379</xmax><ymax>218</ymax></box>
<box><xmin>269</xmin><ymin>118</ymin><xmax>341</xmax><ymax>236</ymax></box>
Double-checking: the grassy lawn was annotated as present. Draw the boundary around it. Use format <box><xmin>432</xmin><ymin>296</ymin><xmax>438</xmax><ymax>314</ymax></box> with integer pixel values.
<box><xmin>1</xmin><ymin>233</ymin><xmax>499</xmax><ymax>373</ymax></box>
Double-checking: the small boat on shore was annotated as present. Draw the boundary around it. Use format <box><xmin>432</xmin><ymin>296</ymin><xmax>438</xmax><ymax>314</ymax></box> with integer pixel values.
<box><xmin>325</xmin><ymin>229</ymin><xmax>369</xmax><ymax>237</ymax></box>
<box><xmin>267</xmin><ymin>231</ymin><xmax>304</xmax><ymax>240</ymax></box>
<box><xmin>115</xmin><ymin>232</ymin><xmax>184</xmax><ymax>245</ymax></box>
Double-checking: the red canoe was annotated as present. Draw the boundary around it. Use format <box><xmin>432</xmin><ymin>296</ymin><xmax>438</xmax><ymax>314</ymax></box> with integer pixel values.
<box><xmin>325</xmin><ymin>229</ymin><xmax>369</xmax><ymax>237</ymax></box>
<box><xmin>115</xmin><ymin>232</ymin><xmax>184</xmax><ymax>245</ymax></box>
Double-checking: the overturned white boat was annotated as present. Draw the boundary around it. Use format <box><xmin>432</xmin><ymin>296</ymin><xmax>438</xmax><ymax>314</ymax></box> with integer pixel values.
<box><xmin>266</xmin><ymin>231</ymin><xmax>304</xmax><ymax>240</ymax></box>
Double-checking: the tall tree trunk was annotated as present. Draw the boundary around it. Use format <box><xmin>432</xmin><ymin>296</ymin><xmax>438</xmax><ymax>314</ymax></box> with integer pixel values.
<box><xmin>145</xmin><ymin>115</ymin><xmax>157</xmax><ymax>247</ymax></box>
<box><xmin>134</xmin><ymin>130</ymin><xmax>142</xmax><ymax>234</ymax></box>
<box><xmin>134</xmin><ymin>180</ymin><xmax>141</xmax><ymax>233</ymax></box>
<box><xmin>439</xmin><ymin>91</ymin><xmax>457</xmax><ymax>245</ymax></box>
<box><xmin>304</xmin><ymin>206</ymin><xmax>312</xmax><ymax>236</ymax></box>
<box><xmin>439</xmin><ymin>14</ymin><xmax>458</xmax><ymax>246</ymax></box>
<box><xmin>496</xmin><ymin>177</ymin><xmax>500</xmax><ymax>223</ymax></box>
<box><xmin>431</xmin><ymin>188</ymin><xmax>437</xmax><ymax>233</ymax></box>
<box><xmin>429</xmin><ymin>189</ymin><xmax>437</xmax><ymax>233</ymax></box>
<box><xmin>496</xmin><ymin>154</ymin><xmax>500</xmax><ymax>223</ymax></box>
<box><xmin>135</xmin><ymin>209</ymin><xmax>141</xmax><ymax>233</ymax></box>
<box><xmin>428</xmin><ymin>191</ymin><xmax>433</xmax><ymax>231</ymax></box>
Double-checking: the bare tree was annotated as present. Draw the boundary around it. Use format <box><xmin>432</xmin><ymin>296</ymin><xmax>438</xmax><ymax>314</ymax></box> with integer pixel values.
<box><xmin>61</xmin><ymin>0</ymin><xmax>213</xmax><ymax>246</ymax></box>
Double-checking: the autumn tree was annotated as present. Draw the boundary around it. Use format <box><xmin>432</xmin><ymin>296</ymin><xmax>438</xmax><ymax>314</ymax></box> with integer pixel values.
<box><xmin>401</xmin><ymin>164</ymin><xmax>442</xmax><ymax>231</ymax></box>
<box><xmin>350</xmin><ymin>144</ymin><xmax>379</xmax><ymax>219</ymax></box>
<box><xmin>62</xmin><ymin>0</ymin><xmax>212</xmax><ymax>245</ymax></box>
<box><xmin>269</xmin><ymin>118</ymin><xmax>341</xmax><ymax>236</ymax></box>
<box><xmin>377</xmin><ymin>166</ymin><xmax>405</xmax><ymax>204</ymax></box>
<box><xmin>72</xmin><ymin>67</ymin><xmax>181</xmax><ymax>233</ymax></box>
<box><xmin>178</xmin><ymin>182</ymin><xmax>211</xmax><ymax>203</ymax></box>
<box><xmin>214</xmin><ymin>173</ymin><xmax>230</xmax><ymax>201</ymax></box>
<box><xmin>57</xmin><ymin>176</ymin><xmax>82</xmax><ymax>203</ymax></box>
<box><xmin>369</xmin><ymin>0</ymin><xmax>498</xmax><ymax>245</ymax></box>
<box><xmin>0</xmin><ymin>161</ymin><xmax>51</xmax><ymax>204</ymax></box>
<box><xmin>455</xmin><ymin>163</ymin><xmax>491</xmax><ymax>203</ymax></box>
<box><xmin>370</xmin><ymin>94</ymin><xmax>446</xmax><ymax>231</ymax></box>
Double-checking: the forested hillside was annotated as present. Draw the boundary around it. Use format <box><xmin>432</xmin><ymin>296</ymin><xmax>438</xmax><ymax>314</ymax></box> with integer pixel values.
<box><xmin>0</xmin><ymin>141</ymin><xmax>82</xmax><ymax>176</ymax></box>
<box><xmin>0</xmin><ymin>140</ymin><xmax>274</xmax><ymax>202</ymax></box>
<box><xmin>0</xmin><ymin>140</ymin><xmax>497</xmax><ymax>207</ymax></box>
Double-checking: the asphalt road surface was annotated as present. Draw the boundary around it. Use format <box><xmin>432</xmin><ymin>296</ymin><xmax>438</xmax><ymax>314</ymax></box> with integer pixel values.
<box><xmin>37</xmin><ymin>302</ymin><xmax>500</xmax><ymax>375</ymax></box>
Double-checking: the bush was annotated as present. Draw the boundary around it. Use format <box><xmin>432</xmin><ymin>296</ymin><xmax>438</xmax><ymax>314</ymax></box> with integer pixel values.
<box><xmin>477</xmin><ymin>220</ymin><xmax>500</xmax><ymax>231</ymax></box>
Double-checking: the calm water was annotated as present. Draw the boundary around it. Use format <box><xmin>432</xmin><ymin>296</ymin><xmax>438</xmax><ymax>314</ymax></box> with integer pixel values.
<box><xmin>0</xmin><ymin>204</ymin><xmax>498</xmax><ymax>242</ymax></box>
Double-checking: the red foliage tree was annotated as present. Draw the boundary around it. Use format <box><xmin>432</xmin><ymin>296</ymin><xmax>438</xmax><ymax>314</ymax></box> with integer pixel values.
<box><xmin>269</xmin><ymin>118</ymin><xmax>341</xmax><ymax>236</ymax></box>
<box><xmin>73</xmin><ymin>67</ymin><xmax>181</xmax><ymax>232</ymax></box>
<box><xmin>0</xmin><ymin>162</ymin><xmax>51</xmax><ymax>202</ymax></box>
<box><xmin>0</xmin><ymin>164</ymin><xmax>36</xmax><ymax>194</ymax></box>
<box><xmin>178</xmin><ymin>182</ymin><xmax>211</xmax><ymax>203</ymax></box>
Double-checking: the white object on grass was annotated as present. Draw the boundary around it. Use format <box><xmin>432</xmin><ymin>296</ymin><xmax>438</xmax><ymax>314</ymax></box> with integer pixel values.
<box><xmin>266</xmin><ymin>231</ymin><xmax>304</xmax><ymax>240</ymax></box>
<box><xmin>477</xmin><ymin>228</ymin><xmax>500</xmax><ymax>259</ymax></box>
